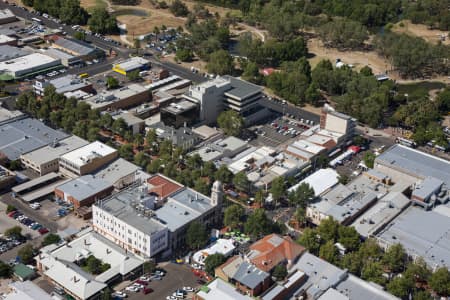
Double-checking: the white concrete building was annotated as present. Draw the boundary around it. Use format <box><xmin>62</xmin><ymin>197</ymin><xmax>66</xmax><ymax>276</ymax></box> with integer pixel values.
<box><xmin>0</xmin><ymin>53</ymin><xmax>60</xmax><ymax>78</ymax></box>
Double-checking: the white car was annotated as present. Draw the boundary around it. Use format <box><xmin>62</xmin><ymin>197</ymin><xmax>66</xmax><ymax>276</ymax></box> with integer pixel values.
<box><xmin>139</xmin><ymin>276</ymin><xmax>150</xmax><ymax>282</ymax></box>
<box><xmin>132</xmin><ymin>283</ymin><xmax>144</xmax><ymax>289</ymax></box>
<box><xmin>30</xmin><ymin>203</ymin><xmax>40</xmax><ymax>209</ymax></box>
<box><xmin>183</xmin><ymin>287</ymin><xmax>194</xmax><ymax>292</ymax></box>
<box><xmin>125</xmin><ymin>286</ymin><xmax>139</xmax><ymax>292</ymax></box>
<box><xmin>112</xmin><ymin>291</ymin><xmax>127</xmax><ymax>298</ymax></box>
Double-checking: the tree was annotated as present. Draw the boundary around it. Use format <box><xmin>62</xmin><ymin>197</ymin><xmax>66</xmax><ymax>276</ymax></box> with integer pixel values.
<box><xmin>318</xmin><ymin>218</ymin><xmax>339</xmax><ymax>242</ymax></box>
<box><xmin>119</xmin><ymin>144</ymin><xmax>134</xmax><ymax>161</ymax></box>
<box><xmin>194</xmin><ymin>178</ymin><xmax>210</xmax><ymax>195</ymax></box>
<box><xmin>273</xmin><ymin>264</ymin><xmax>288</xmax><ymax>281</ymax></box>
<box><xmin>270</xmin><ymin>177</ymin><xmax>286</xmax><ymax>204</ymax></box>
<box><xmin>244</xmin><ymin>209</ymin><xmax>272</xmax><ymax>238</ymax></box>
<box><xmin>42</xmin><ymin>234</ymin><xmax>61</xmax><ymax>247</ymax></box>
<box><xmin>319</xmin><ymin>241</ymin><xmax>339</xmax><ymax>264</ymax></box>
<box><xmin>111</xmin><ymin>118</ymin><xmax>128</xmax><ymax>136</ymax></box>
<box><xmin>106</xmin><ymin>76</ymin><xmax>119</xmax><ymax>89</ymax></box>
<box><xmin>318</xmin><ymin>19</ymin><xmax>368</xmax><ymax>50</ymax></box>
<box><xmin>134</xmin><ymin>152</ymin><xmax>149</xmax><ymax>168</ymax></box>
<box><xmin>5</xmin><ymin>226</ymin><xmax>22</xmax><ymax>238</ymax></box>
<box><xmin>127</xmin><ymin>70</ymin><xmax>141</xmax><ymax>81</ymax></box>
<box><xmin>88</xmin><ymin>8</ymin><xmax>118</xmax><ymax>34</ymax></box>
<box><xmin>337</xmin><ymin>226</ymin><xmax>361</xmax><ymax>251</ymax></box>
<box><xmin>387</xmin><ymin>276</ymin><xmax>414</xmax><ymax>299</ymax></box>
<box><xmin>8</xmin><ymin>160</ymin><xmax>22</xmax><ymax>171</ymax></box>
<box><xmin>297</xmin><ymin>228</ymin><xmax>320</xmax><ymax>255</ymax></box>
<box><xmin>0</xmin><ymin>261</ymin><xmax>12</xmax><ymax>278</ymax></box>
<box><xmin>176</xmin><ymin>48</ymin><xmax>193</xmax><ymax>62</ymax></box>
<box><xmin>360</xmin><ymin>66</ymin><xmax>373</xmax><ymax>76</ymax></box>
<box><xmin>6</xmin><ymin>205</ymin><xmax>16</xmax><ymax>214</ymax></box>
<box><xmin>101</xmin><ymin>288</ymin><xmax>112</xmax><ymax>300</ymax></box>
<box><xmin>207</xmin><ymin>50</ymin><xmax>234</xmax><ymax>75</ymax></box>
<box><xmin>429</xmin><ymin>267</ymin><xmax>450</xmax><ymax>296</ymax></box>
<box><xmin>361</xmin><ymin>261</ymin><xmax>386</xmax><ymax>285</ymax></box>
<box><xmin>383</xmin><ymin>243</ymin><xmax>407</xmax><ymax>273</ymax></box>
<box><xmin>288</xmin><ymin>182</ymin><xmax>315</xmax><ymax>207</ymax></box>
<box><xmin>204</xmin><ymin>253</ymin><xmax>226</xmax><ymax>276</ymax></box>
<box><xmin>215</xmin><ymin>165</ymin><xmax>233</xmax><ymax>184</ymax></box>
<box><xmin>294</xmin><ymin>207</ymin><xmax>307</xmax><ymax>227</ymax></box>
<box><xmin>170</xmin><ymin>0</ymin><xmax>189</xmax><ymax>17</ymax></box>
<box><xmin>18</xmin><ymin>244</ymin><xmax>34</xmax><ymax>264</ymax></box>
<box><xmin>241</xmin><ymin>61</ymin><xmax>262</xmax><ymax>84</ymax></box>
<box><xmin>233</xmin><ymin>171</ymin><xmax>250</xmax><ymax>193</ymax></box>
<box><xmin>186</xmin><ymin>221</ymin><xmax>208</xmax><ymax>250</ymax></box>
<box><xmin>74</xmin><ymin>31</ymin><xmax>86</xmax><ymax>41</ymax></box>
<box><xmin>133</xmin><ymin>38</ymin><xmax>141</xmax><ymax>54</ymax></box>
<box><xmin>217</xmin><ymin>110</ymin><xmax>244</xmax><ymax>137</ymax></box>
<box><xmin>363</xmin><ymin>151</ymin><xmax>376</xmax><ymax>168</ymax></box>
<box><xmin>143</xmin><ymin>261</ymin><xmax>156</xmax><ymax>273</ymax></box>
<box><xmin>224</xmin><ymin>204</ymin><xmax>245</xmax><ymax>229</ymax></box>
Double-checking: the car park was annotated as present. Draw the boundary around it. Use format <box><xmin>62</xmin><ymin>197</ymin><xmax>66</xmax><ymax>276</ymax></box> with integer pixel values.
<box><xmin>112</xmin><ymin>291</ymin><xmax>127</xmax><ymax>298</ymax></box>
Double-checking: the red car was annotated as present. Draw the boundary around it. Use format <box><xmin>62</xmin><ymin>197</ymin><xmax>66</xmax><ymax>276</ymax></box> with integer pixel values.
<box><xmin>136</xmin><ymin>280</ymin><xmax>148</xmax><ymax>286</ymax></box>
<box><xmin>38</xmin><ymin>228</ymin><xmax>49</xmax><ymax>235</ymax></box>
<box><xmin>7</xmin><ymin>211</ymin><xmax>17</xmax><ymax>217</ymax></box>
<box><xmin>143</xmin><ymin>287</ymin><xmax>153</xmax><ymax>294</ymax></box>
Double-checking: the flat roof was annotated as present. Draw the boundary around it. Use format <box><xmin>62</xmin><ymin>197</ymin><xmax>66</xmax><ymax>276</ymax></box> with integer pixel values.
<box><xmin>155</xmin><ymin>188</ymin><xmax>214</xmax><ymax>232</ymax></box>
<box><xmin>12</xmin><ymin>172</ymin><xmax>60</xmax><ymax>194</ymax></box>
<box><xmin>46</xmin><ymin>74</ymin><xmax>90</xmax><ymax>94</ymax></box>
<box><xmin>0</xmin><ymin>118</ymin><xmax>69</xmax><ymax>160</ymax></box>
<box><xmin>96</xmin><ymin>185</ymin><xmax>167</xmax><ymax>236</ymax></box>
<box><xmin>377</xmin><ymin>206</ymin><xmax>450</xmax><ymax>270</ymax></box>
<box><xmin>376</xmin><ymin>144</ymin><xmax>450</xmax><ymax>186</ymax></box>
<box><xmin>290</xmin><ymin>140</ymin><xmax>326</xmax><ymax>155</ymax></box>
<box><xmin>0</xmin><ymin>45</ymin><xmax>30</xmax><ymax>62</ymax></box>
<box><xmin>289</xmin><ymin>168</ymin><xmax>339</xmax><ymax>196</ymax></box>
<box><xmin>162</xmin><ymin>100</ymin><xmax>198</xmax><ymax>114</ymax></box>
<box><xmin>222</xmin><ymin>75</ymin><xmax>262</xmax><ymax>99</ymax></box>
<box><xmin>45</xmin><ymin>47</ymin><xmax>75</xmax><ymax>60</ymax></box>
<box><xmin>194</xmin><ymin>136</ymin><xmax>248</xmax><ymax>162</ymax></box>
<box><xmin>335</xmin><ymin>274</ymin><xmax>399</xmax><ymax>300</ymax></box>
<box><xmin>6</xmin><ymin>281</ymin><xmax>53</xmax><ymax>300</ymax></box>
<box><xmin>192</xmin><ymin>125</ymin><xmax>221</xmax><ymax>140</ymax></box>
<box><xmin>56</xmin><ymin>175</ymin><xmax>112</xmax><ymax>201</ymax></box>
<box><xmin>61</xmin><ymin>141</ymin><xmax>117</xmax><ymax>167</ymax></box>
<box><xmin>0</xmin><ymin>106</ymin><xmax>23</xmax><ymax>123</ymax></box>
<box><xmin>196</xmin><ymin>278</ymin><xmax>252</xmax><ymax>300</ymax></box>
<box><xmin>94</xmin><ymin>158</ymin><xmax>139</xmax><ymax>186</ymax></box>
<box><xmin>21</xmin><ymin>135</ymin><xmax>89</xmax><ymax>165</ymax></box>
<box><xmin>112</xmin><ymin>112</ymin><xmax>144</xmax><ymax>126</ymax></box>
<box><xmin>85</xmin><ymin>84</ymin><xmax>148</xmax><ymax>109</ymax></box>
<box><xmin>114</xmin><ymin>57</ymin><xmax>149</xmax><ymax>72</ymax></box>
<box><xmin>21</xmin><ymin>178</ymin><xmax>71</xmax><ymax>202</ymax></box>
<box><xmin>0</xmin><ymin>53</ymin><xmax>58</xmax><ymax>73</ymax></box>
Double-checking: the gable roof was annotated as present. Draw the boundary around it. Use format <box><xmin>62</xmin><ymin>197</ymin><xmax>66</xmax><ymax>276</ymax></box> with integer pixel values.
<box><xmin>147</xmin><ymin>174</ymin><xmax>183</xmax><ymax>198</ymax></box>
<box><xmin>248</xmin><ymin>234</ymin><xmax>305</xmax><ymax>272</ymax></box>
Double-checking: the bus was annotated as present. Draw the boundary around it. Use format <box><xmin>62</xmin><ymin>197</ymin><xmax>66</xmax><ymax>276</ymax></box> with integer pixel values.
<box><xmin>78</xmin><ymin>73</ymin><xmax>89</xmax><ymax>79</ymax></box>
<box><xmin>31</xmin><ymin>17</ymin><xmax>42</xmax><ymax>24</ymax></box>
<box><xmin>395</xmin><ymin>137</ymin><xmax>417</xmax><ymax>148</ymax></box>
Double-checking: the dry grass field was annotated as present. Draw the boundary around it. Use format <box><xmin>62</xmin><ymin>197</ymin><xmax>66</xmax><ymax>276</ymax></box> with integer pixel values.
<box><xmin>392</xmin><ymin>20</ymin><xmax>449</xmax><ymax>46</ymax></box>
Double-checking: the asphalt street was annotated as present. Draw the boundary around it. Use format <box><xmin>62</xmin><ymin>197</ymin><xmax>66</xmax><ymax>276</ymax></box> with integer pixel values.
<box><xmin>259</xmin><ymin>97</ymin><xmax>321</xmax><ymax>123</ymax></box>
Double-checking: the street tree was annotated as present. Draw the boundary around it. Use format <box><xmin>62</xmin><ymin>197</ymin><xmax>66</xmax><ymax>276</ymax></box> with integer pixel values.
<box><xmin>429</xmin><ymin>267</ymin><xmax>450</xmax><ymax>296</ymax></box>
<box><xmin>204</xmin><ymin>253</ymin><xmax>226</xmax><ymax>276</ymax></box>
<box><xmin>297</xmin><ymin>228</ymin><xmax>320</xmax><ymax>255</ymax></box>
<box><xmin>383</xmin><ymin>243</ymin><xmax>407</xmax><ymax>273</ymax></box>
<box><xmin>224</xmin><ymin>204</ymin><xmax>245</xmax><ymax>229</ymax></box>
<box><xmin>186</xmin><ymin>221</ymin><xmax>208</xmax><ymax>250</ymax></box>
<box><xmin>233</xmin><ymin>171</ymin><xmax>250</xmax><ymax>193</ymax></box>
<box><xmin>244</xmin><ymin>208</ymin><xmax>272</xmax><ymax>238</ymax></box>
<box><xmin>217</xmin><ymin>110</ymin><xmax>244</xmax><ymax>137</ymax></box>
<box><xmin>288</xmin><ymin>182</ymin><xmax>315</xmax><ymax>207</ymax></box>
<box><xmin>270</xmin><ymin>177</ymin><xmax>286</xmax><ymax>204</ymax></box>
<box><xmin>319</xmin><ymin>240</ymin><xmax>339</xmax><ymax>264</ymax></box>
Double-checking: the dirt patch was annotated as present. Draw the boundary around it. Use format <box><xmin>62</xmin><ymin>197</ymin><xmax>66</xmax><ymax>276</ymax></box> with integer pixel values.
<box><xmin>80</xmin><ymin>0</ymin><xmax>107</xmax><ymax>11</ymax></box>
<box><xmin>392</xmin><ymin>20</ymin><xmax>449</xmax><ymax>46</ymax></box>
<box><xmin>116</xmin><ymin>12</ymin><xmax>185</xmax><ymax>36</ymax></box>
<box><xmin>307</xmin><ymin>37</ymin><xmax>390</xmax><ymax>75</ymax></box>
<box><xmin>162</xmin><ymin>53</ymin><xmax>208</xmax><ymax>73</ymax></box>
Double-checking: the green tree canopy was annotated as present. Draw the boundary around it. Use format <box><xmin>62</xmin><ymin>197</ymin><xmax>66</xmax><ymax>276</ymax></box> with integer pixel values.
<box><xmin>224</xmin><ymin>204</ymin><xmax>245</xmax><ymax>229</ymax></box>
<box><xmin>207</xmin><ymin>50</ymin><xmax>234</xmax><ymax>75</ymax></box>
<box><xmin>217</xmin><ymin>110</ymin><xmax>244</xmax><ymax>137</ymax></box>
<box><xmin>288</xmin><ymin>182</ymin><xmax>315</xmax><ymax>207</ymax></box>
<box><xmin>429</xmin><ymin>267</ymin><xmax>450</xmax><ymax>296</ymax></box>
<box><xmin>272</xmin><ymin>264</ymin><xmax>288</xmax><ymax>281</ymax></box>
<box><xmin>244</xmin><ymin>208</ymin><xmax>273</xmax><ymax>238</ymax></box>
<box><xmin>186</xmin><ymin>221</ymin><xmax>208</xmax><ymax>250</ymax></box>
<box><xmin>204</xmin><ymin>253</ymin><xmax>226</xmax><ymax>276</ymax></box>
<box><xmin>233</xmin><ymin>171</ymin><xmax>250</xmax><ymax>193</ymax></box>
<box><xmin>42</xmin><ymin>234</ymin><xmax>61</xmax><ymax>247</ymax></box>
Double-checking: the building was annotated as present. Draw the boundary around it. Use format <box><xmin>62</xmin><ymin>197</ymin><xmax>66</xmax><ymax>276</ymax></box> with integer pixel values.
<box><xmin>192</xmin><ymin>125</ymin><xmax>223</xmax><ymax>142</ymax></box>
<box><xmin>160</xmin><ymin>100</ymin><xmax>199</xmax><ymax>128</ymax></box>
<box><xmin>93</xmin><ymin>178</ymin><xmax>223</xmax><ymax>257</ymax></box>
<box><xmin>376</xmin><ymin>206</ymin><xmax>450</xmax><ymax>271</ymax></box>
<box><xmin>183</xmin><ymin>76</ymin><xmax>268</xmax><ymax>125</ymax></box>
<box><xmin>36</xmin><ymin>228</ymin><xmax>144</xmax><ymax>300</ymax></box>
<box><xmin>194</xmin><ymin>278</ymin><xmax>253</xmax><ymax>300</ymax></box>
<box><xmin>52</xmin><ymin>37</ymin><xmax>96</xmax><ymax>58</ymax></box>
<box><xmin>20</xmin><ymin>135</ymin><xmax>89</xmax><ymax>175</ymax></box>
<box><xmin>288</xmin><ymin>168</ymin><xmax>340</xmax><ymax>197</ymax></box>
<box><xmin>0</xmin><ymin>53</ymin><xmax>61</xmax><ymax>78</ymax></box>
<box><xmin>290</xmin><ymin>252</ymin><xmax>398</xmax><ymax>300</ymax></box>
<box><xmin>285</xmin><ymin>140</ymin><xmax>326</xmax><ymax>161</ymax></box>
<box><xmin>193</xmin><ymin>239</ymin><xmax>235</xmax><ymax>265</ymax></box>
<box><xmin>306</xmin><ymin>174</ymin><xmax>388</xmax><ymax>225</ymax></box>
<box><xmin>0</xmin><ymin>34</ymin><xmax>16</xmax><ymax>46</ymax></box>
<box><xmin>112</xmin><ymin>57</ymin><xmax>149</xmax><ymax>75</ymax></box>
<box><xmin>0</xmin><ymin>165</ymin><xmax>15</xmax><ymax>191</ymax></box>
<box><xmin>0</xmin><ymin>118</ymin><xmax>69</xmax><ymax>160</ymax></box>
<box><xmin>13</xmin><ymin>263</ymin><xmax>36</xmax><ymax>281</ymax></box>
<box><xmin>12</xmin><ymin>172</ymin><xmax>71</xmax><ymax>203</ymax></box>
<box><xmin>375</xmin><ymin>144</ymin><xmax>450</xmax><ymax>187</ymax></box>
<box><xmin>0</xmin><ymin>45</ymin><xmax>31</xmax><ymax>62</ymax></box>
<box><xmin>84</xmin><ymin>84</ymin><xmax>151</xmax><ymax>111</ymax></box>
<box><xmin>0</xmin><ymin>9</ymin><xmax>17</xmax><ymax>24</ymax></box>
<box><xmin>0</xmin><ymin>106</ymin><xmax>24</xmax><ymax>125</ymax></box>
<box><xmin>44</xmin><ymin>47</ymin><xmax>80</xmax><ymax>66</ymax></box>
<box><xmin>216</xmin><ymin>256</ymin><xmax>271</xmax><ymax>297</ymax></box>
<box><xmin>94</xmin><ymin>158</ymin><xmax>140</xmax><ymax>190</ymax></box>
<box><xmin>54</xmin><ymin>175</ymin><xmax>114</xmax><ymax>208</ymax></box>
<box><xmin>4</xmin><ymin>281</ymin><xmax>53</xmax><ymax>300</ymax></box>
<box><xmin>320</xmin><ymin>104</ymin><xmax>356</xmax><ymax>136</ymax></box>
<box><xmin>192</xmin><ymin>136</ymin><xmax>248</xmax><ymax>162</ymax></box>
<box><xmin>59</xmin><ymin>141</ymin><xmax>118</xmax><ymax>177</ymax></box>
<box><xmin>247</xmin><ymin>234</ymin><xmax>305</xmax><ymax>272</ymax></box>
<box><xmin>34</xmin><ymin>74</ymin><xmax>94</xmax><ymax>96</ymax></box>
<box><xmin>111</xmin><ymin>112</ymin><xmax>144</xmax><ymax>134</ymax></box>
<box><xmin>150</xmin><ymin>122</ymin><xmax>201</xmax><ymax>150</ymax></box>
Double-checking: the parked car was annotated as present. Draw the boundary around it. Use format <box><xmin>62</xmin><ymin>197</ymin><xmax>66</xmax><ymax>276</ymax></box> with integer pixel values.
<box><xmin>38</xmin><ymin>228</ymin><xmax>49</xmax><ymax>235</ymax></box>
<box><xmin>143</xmin><ymin>287</ymin><xmax>153</xmax><ymax>295</ymax></box>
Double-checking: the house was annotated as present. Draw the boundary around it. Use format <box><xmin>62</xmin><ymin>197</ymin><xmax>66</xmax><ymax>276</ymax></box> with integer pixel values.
<box><xmin>247</xmin><ymin>234</ymin><xmax>305</xmax><ymax>272</ymax></box>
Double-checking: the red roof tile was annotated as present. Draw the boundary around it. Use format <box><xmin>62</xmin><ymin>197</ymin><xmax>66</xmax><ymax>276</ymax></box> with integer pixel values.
<box><xmin>147</xmin><ymin>174</ymin><xmax>183</xmax><ymax>198</ymax></box>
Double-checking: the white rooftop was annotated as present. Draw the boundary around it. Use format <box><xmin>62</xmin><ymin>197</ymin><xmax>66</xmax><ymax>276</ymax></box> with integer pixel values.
<box><xmin>290</xmin><ymin>140</ymin><xmax>326</xmax><ymax>155</ymax></box>
<box><xmin>289</xmin><ymin>168</ymin><xmax>339</xmax><ymax>196</ymax></box>
<box><xmin>5</xmin><ymin>281</ymin><xmax>53</xmax><ymax>300</ymax></box>
<box><xmin>0</xmin><ymin>53</ymin><xmax>58</xmax><ymax>73</ymax></box>
<box><xmin>61</xmin><ymin>141</ymin><xmax>116</xmax><ymax>167</ymax></box>
<box><xmin>196</xmin><ymin>278</ymin><xmax>252</xmax><ymax>300</ymax></box>
<box><xmin>193</xmin><ymin>239</ymin><xmax>235</xmax><ymax>265</ymax></box>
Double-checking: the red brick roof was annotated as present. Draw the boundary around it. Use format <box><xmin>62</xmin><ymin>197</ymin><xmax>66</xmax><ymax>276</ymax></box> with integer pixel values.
<box><xmin>248</xmin><ymin>234</ymin><xmax>305</xmax><ymax>272</ymax></box>
<box><xmin>147</xmin><ymin>174</ymin><xmax>183</xmax><ymax>198</ymax></box>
